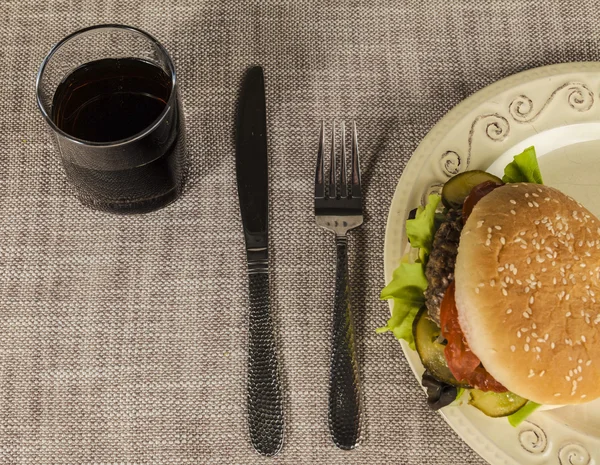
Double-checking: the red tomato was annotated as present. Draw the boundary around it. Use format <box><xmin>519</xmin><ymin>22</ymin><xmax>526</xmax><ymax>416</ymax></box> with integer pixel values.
<box><xmin>440</xmin><ymin>282</ymin><xmax>507</xmax><ymax>392</ymax></box>
<box><xmin>462</xmin><ymin>181</ymin><xmax>503</xmax><ymax>223</ymax></box>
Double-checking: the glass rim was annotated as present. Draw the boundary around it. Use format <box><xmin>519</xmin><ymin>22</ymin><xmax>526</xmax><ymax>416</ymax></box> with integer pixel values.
<box><xmin>35</xmin><ymin>24</ymin><xmax>177</xmax><ymax>148</ymax></box>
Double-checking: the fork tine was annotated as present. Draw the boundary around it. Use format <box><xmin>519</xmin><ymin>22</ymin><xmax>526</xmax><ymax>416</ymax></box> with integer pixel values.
<box><xmin>315</xmin><ymin>120</ymin><xmax>325</xmax><ymax>198</ymax></box>
<box><xmin>350</xmin><ymin>121</ymin><xmax>362</xmax><ymax>198</ymax></box>
<box><xmin>328</xmin><ymin>121</ymin><xmax>337</xmax><ymax>198</ymax></box>
<box><xmin>340</xmin><ymin>121</ymin><xmax>347</xmax><ymax>198</ymax></box>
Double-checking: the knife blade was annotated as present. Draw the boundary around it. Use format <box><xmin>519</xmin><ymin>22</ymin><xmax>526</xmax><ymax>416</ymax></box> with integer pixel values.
<box><xmin>235</xmin><ymin>66</ymin><xmax>284</xmax><ymax>456</ymax></box>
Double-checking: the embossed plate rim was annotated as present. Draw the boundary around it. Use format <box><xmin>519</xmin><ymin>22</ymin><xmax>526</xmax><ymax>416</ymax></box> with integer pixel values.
<box><xmin>383</xmin><ymin>62</ymin><xmax>600</xmax><ymax>465</ymax></box>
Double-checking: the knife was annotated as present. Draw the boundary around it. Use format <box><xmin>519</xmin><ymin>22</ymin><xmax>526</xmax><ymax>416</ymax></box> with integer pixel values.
<box><xmin>235</xmin><ymin>66</ymin><xmax>284</xmax><ymax>456</ymax></box>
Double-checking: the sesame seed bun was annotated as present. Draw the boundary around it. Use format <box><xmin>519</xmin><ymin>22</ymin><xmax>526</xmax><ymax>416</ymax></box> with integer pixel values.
<box><xmin>454</xmin><ymin>183</ymin><xmax>600</xmax><ymax>404</ymax></box>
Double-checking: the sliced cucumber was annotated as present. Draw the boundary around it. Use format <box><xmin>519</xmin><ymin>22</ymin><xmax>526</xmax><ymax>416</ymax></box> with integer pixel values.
<box><xmin>441</xmin><ymin>170</ymin><xmax>503</xmax><ymax>210</ymax></box>
<box><xmin>468</xmin><ymin>389</ymin><xmax>528</xmax><ymax>417</ymax></box>
<box><xmin>413</xmin><ymin>307</ymin><xmax>471</xmax><ymax>388</ymax></box>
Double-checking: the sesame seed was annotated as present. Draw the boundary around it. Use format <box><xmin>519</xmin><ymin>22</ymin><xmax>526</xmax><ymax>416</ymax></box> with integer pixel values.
<box><xmin>536</xmin><ymin>347</ymin><xmax>541</xmax><ymax>352</ymax></box>
<box><xmin>487</xmin><ymin>227</ymin><xmax>492</xmax><ymax>233</ymax></box>
<box><xmin>485</xmin><ymin>239</ymin><xmax>491</xmax><ymax>246</ymax></box>
<box><xmin>526</xmin><ymin>257</ymin><xmax>532</xmax><ymax>265</ymax></box>
<box><xmin>566</xmin><ymin>312</ymin><xmax>571</xmax><ymax>317</ymax></box>
<box><xmin>529</xmin><ymin>296</ymin><xmax>534</xmax><ymax>304</ymax></box>
<box><xmin>523</xmin><ymin>312</ymin><xmax>529</xmax><ymax>319</ymax></box>
<box><xmin>569</xmin><ymin>369</ymin><xmax>574</xmax><ymax>376</ymax></box>
<box><xmin>528</xmin><ymin>372</ymin><xmax>535</xmax><ymax>378</ymax></box>
<box><xmin>510</xmin><ymin>345</ymin><xmax>516</xmax><ymax>352</ymax></box>
<box><xmin>540</xmin><ymin>370</ymin><xmax>545</xmax><ymax>377</ymax></box>
<box><xmin>582</xmin><ymin>335</ymin><xmax>587</xmax><ymax>343</ymax></box>
<box><xmin>517</xmin><ymin>331</ymin><xmax>522</xmax><ymax>338</ymax></box>
<box><xmin>477</xmin><ymin>221</ymin><xmax>484</xmax><ymax>228</ymax></box>
<box><xmin>578</xmin><ymin>359</ymin><xmax>583</xmax><ymax>364</ymax></box>
<box><xmin>490</xmin><ymin>279</ymin><xmax>495</xmax><ymax>287</ymax></box>
<box><xmin>524</xmin><ymin>344</ymin><xmax>530</xmax><ymax>352</ymax></box>
<box><xmin>533</xmin><ymin>201</ymin><xmax>539</xmax><ymax>207</ymax></box>
<box><xmin>551</xmin><ymin>342</ymin><xmax>556</xmax><ymax>349</ymax></box>
<box><xmin>502</xmin><ymin>289</ymin><xmax>508</xmax><ymax>296</ymax></box>
<box><xmin>495</xmin><ymin>225</ymin><xmax>502</xmax><ymax>230</ymax></box>
<box><xmin>506</xmin><ymin>308</ymin><xmax>512</xmax><ymax>314</ymax></box>
<box><xmin>497</xmin><ymin>267</ymin><xmax>504</xmax><ymax>272</ymax></box>
<box><xmin>525</xmin><ymin>193</ymin><xmax>530</xmax><ymax>198</ymax></box>
<box><xmin>500</xmin><ymin>237</ymin><xmax>506</xmax><ymax>245</ymax></box>
<box><xmin>566</xmin><ymin>376</ymin><xmax>571</xmax><ymax>381</ymax></box>
<box><xmin>511</xmin><ymin>210</ymin><xmax>516</xmax><ymax>215</ymax></box>
<box><xmin>586</xmin><ymin>360</ymin><xmax>592</xmax><ymax>366</ymax></box>
<box><xmin>577</xmin><ymin>376</ymin><xmax>583</xmax><ymax>382</ymax></box>
<box><xmin>581</xmin><ymin>394</ymin><xmax>587</xmax><ymax>399</ymax></box>
<box><xmin>475</xmin><ymin>288</ymin><xmax>480</xmax><ymax>294</ymax></box>
<box><xmin>555</xmin><ymin>393</ymin><xmax>561</xmax><ymax>397</ymax></box>
<box><xmin>510</xmin><ymin>200</ymin><xmax>517</xmax><ymax>205</ymax></box>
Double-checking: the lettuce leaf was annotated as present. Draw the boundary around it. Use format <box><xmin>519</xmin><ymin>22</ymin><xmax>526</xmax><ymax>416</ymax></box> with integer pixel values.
<box><xmin>405</xmin><ymin>195</ymin><xmax>442</xmax><ymax>254</ymax></box>
<box><xmin>502</xmin><ymin>146</ymin><xmax>543</xmax><ymax>184</ymax></box>
<box><xmin>507</xmin><ymin>401</ymin><xmax>541</xmax><ymax>427</ymax></box>
<box><xmin>378</xmin><ymin>195</ymin><xmax>441</xmax><ymax>349</ymax></box>
<box><xmin>380</xmin><ymin>262</ymin><xmax>428</xmax><ymax>302</ymax></box>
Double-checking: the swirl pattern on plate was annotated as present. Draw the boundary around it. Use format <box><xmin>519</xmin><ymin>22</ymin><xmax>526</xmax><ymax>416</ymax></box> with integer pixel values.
<box><xmin>518</xmin><ymin>421</ymin><xmax>548</xmax><ymax>454</ymax></box>
<box><xmin>508</xmin><ymin>82</ymin><xmax>594</xmax><ymax>123</ymax></box>
<box><xmin>558</xmin><ymin>443</ymin><xmax>591</xmax><ymax>465</ymax></box>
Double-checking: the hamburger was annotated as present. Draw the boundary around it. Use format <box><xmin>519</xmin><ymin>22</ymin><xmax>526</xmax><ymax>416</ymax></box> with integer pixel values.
<box><xmin>380</xmin><ymin>147</ymin><xmax>600</xmax><ymax>424</ymax></box>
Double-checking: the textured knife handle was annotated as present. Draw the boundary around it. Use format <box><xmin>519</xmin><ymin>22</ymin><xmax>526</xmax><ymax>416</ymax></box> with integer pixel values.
<box><xmin>247</xmin><ymin>271</ymin><xmax>284</xmax><ymax>456</ymax></box>
<box><xmin>328</xmin><ymin>236</ymin><xmax>361</xmax><ymax>449</ymax></box>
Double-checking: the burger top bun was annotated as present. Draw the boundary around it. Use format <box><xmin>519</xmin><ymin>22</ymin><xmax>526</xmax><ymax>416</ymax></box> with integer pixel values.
<box><xmin>454</xmin><ymin>183</ymin><xmax>600</xmax><ymax>405</ymax></box>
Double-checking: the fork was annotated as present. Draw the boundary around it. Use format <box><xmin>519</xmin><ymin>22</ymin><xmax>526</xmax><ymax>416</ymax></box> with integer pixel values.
<box><xmin>314</xmin><ymin>121</ymin><xmax>363</xmax><ymax>450</ymax></box>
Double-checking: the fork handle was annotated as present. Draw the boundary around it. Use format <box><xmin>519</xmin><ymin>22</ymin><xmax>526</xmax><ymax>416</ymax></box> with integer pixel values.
<box><xmin>328</xmin><ymin>235</ymin><xmax>361</xmax><ymax>450</ymax></box>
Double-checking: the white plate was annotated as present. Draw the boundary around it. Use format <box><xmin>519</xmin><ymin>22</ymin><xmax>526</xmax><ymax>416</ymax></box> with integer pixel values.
<box><xmin>384</xmin><ymin>62</ymin><xmax>600</xmax><ymax>465</ymax></box>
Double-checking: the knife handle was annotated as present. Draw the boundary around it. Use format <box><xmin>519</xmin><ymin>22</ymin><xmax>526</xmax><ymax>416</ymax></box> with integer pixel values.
<box><xmin>329</xmin><ymin>235</ymin><xmax>361</xmax><ymax>449</ymax></box>
<box><xmin>247</xmin><ymin>270</ymin><xmax>284</xmax><ymax>456</ymax></box>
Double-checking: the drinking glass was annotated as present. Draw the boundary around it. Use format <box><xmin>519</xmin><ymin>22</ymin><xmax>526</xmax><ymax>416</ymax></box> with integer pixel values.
<box><xmin>36</xmin><ymin>25</ymin><xmax>186</xmax><ymax>214</ymax></box>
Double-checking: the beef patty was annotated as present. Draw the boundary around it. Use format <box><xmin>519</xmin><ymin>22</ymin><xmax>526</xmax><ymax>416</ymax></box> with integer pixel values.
<box><xmin>424</xmin><ymin>208</ymin><xmax>463</xmax><ymax>325</ymax></box>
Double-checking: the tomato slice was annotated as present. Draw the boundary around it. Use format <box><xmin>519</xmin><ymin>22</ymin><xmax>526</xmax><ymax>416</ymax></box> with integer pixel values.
<box><xmin>440</xmin><ymin>282</ymin><xmax>507</xmax><ymax>392</ymax></box>
<box><xmin>462</xmin><ymin>180</ymin><xmax>503</xmax><ymax>223</ymax></box>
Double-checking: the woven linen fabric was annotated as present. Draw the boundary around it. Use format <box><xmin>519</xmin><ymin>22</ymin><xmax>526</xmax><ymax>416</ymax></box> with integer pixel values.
<box><xmin>2</xmin><ymin>0</ymin><xmax>600</xmax><ymax>463</ymax></box>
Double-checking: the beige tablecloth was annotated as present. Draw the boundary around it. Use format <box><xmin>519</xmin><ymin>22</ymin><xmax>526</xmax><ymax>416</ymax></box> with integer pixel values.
<box><xmin>1</xmin><ymin>1</ymin><xmax>599</xmax><ymax>463</ymax></box>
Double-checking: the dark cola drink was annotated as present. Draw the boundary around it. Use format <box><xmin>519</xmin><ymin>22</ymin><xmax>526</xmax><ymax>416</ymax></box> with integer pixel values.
<box><xmin>50</xmin><ymin>57</ymin><xmax>185</xmax><ymax>213</ymax></box>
